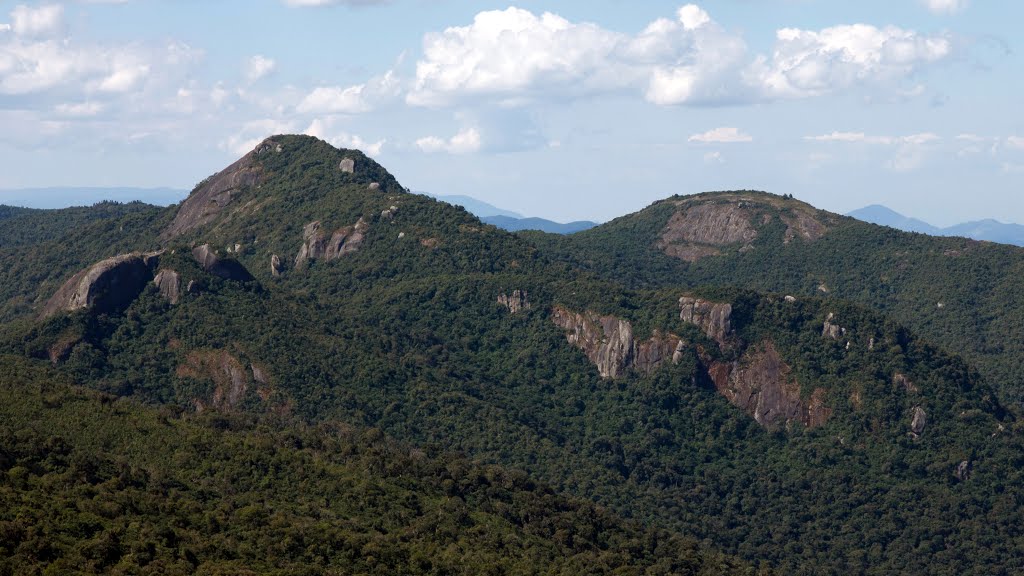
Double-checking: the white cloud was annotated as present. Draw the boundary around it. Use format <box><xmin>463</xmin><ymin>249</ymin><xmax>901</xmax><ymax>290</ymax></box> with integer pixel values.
<box><xmin>1006</xmin><ymin>136</ymin><xmax>1024</xmax><ymax>150</ymax></box>
<box><xmin>54</xmin><ymin>101</ymin><xmax>103</xmax><ymax>117</ymax></box>
<box><xmin>10</xmin><ymin>5</ymin><xmax>63</xmax><ymax>37</ymax></box>
<box><xmin>703</xmin><ymin>151</ymin><xmax>724</xmax><ymax>164</ymax></box>
<box><xmin>406</xmin><ymin>5</ymin><xmax>952</xmax><ymax>108</ymax></box>
<box><xmin>297</xmin><ymin>70</ymin><xmax>399</xmax><ymax>114</ymax></box>
<box><xmin>96</xmin><ymin>60</ymin><xmax>149</xmax><ymax>92</ymax></box>
<box><xmin>689</xmin><ymin>127</ymin><xmax>752</xmax><ymax>143</ymax></box>
<box><xmin>221</xmin><ymin>119</ymin><xmax>297</xmax><ymax>156</ymax></box>
<box><xmin>303</xmin><ymin>117</ymin><xmax>385</xmax><ymax>156</ymax></box>
<box><xmin>805</xmin><ymin>131</ymin><xmax>940</xmax><ymax>146</ymax></box>
<box><xmin>748</xmin><ymin>24</ymin><xmax>951</xmax><ymax>99</ymax></box>
<box><xmin>416</xmin><ymin>127</ymin><xmax>481</xmax><ymax>154</ymax></box>
<box><xmin>245</xmin><ymin>55</ymin><xmax>275</xmax><ymax>83</ymax></box>
<box><xmin>921</xmin><ymin>0</ymin><xmax>968</xmax><ymax>14</ymax></box>
<box><xmin>955</xmin><ymin>133</ymin><xmax>985</xmax><ymax>142</ymax></box>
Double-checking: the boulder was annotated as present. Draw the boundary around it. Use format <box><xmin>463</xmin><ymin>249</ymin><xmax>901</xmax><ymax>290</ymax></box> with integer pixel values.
<box><xmin>911</xmin><ymin>406</ymin><xmax>928</xmax><ymax>435</ymax></box>
<box><xmin>270</xmin><ymin>254</ymin><xmax>284</xmax><ymax>277</ymax></box>
<box><xmin>153</xmin><ymin>269</ymin><xmax>181</xmax><ymax>305</ymax></box>
<box><xmin>42</xmin><ymin>252</ymin><xmax>162</xmax><ymax>319</ymax></box>
<box><xmin>339</xmin><ymin>157</ymin><xmax>355</xmax><ymax>173</ymax></box>
<box><xmin>192</xmin><ymin>244</ymin><xmax>254</xmax><ymax>282</ymax></box>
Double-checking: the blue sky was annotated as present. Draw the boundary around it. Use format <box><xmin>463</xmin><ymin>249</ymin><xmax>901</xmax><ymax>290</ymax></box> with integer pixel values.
<box><xmin>0</xmin><ymin>0</ymin><xmax>1021</xmax><ymax>225</ymax></box>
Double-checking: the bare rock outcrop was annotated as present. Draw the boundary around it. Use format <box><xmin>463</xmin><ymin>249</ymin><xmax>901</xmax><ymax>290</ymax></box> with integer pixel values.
<box><xmin>954</xmin><ymin>460</ymin><xmax>972</xmax><ymax>482</ymax></box>
<box><xmin>192</xmin><ymin>245</ymin><xmax>254</xmax><ymax>282</ymax></box>
<box><xmin>894</xmin><ymin>373</ymin><xmax>919</xmax><ymax>394</ymax></box>
<box><xmin>679</xmin><ymin>296</ymin><xmax>732</xmax><ymax>345</ymax></box>
<box><xmin>822</xmin><ymin>313</ymin><xmax>845</xmax><ymax>340</ymax></box>
<box><xmin>42</xmin><ymin>252</ymin><xmax>162</xmax><ymax>319</ymax></box>
<box><xmin>910</xmin><ymin>406</ymin><xmax>928</xmax><ymax>436</ymax></box>
<box><xmin>153</xmin><ymin>269</ymin><xmax>181</xmax><ymax>305</ymax></box>
<box><xmin>657</xmin><ymin>204</ymin><xmax>757</xmax><ymax>262</ymax></box>
<box><xmin>270</xmin><ymin>254</ymin><xmax>284</xmax><ymax>277</ymax></box>
<box><xmin>295</xmin><ymin>218</ymin><xmax>368</xmax><ymax>269</ymax></box>
<box><xmin>162</xmin><ymin>140</ymin><xmax>267</xmax><ymax>239</ymax></box>
<box><xmin>497</xmin><ymin>290</ymin><xmax>531</xmax><ymax>314</ymax></box>
<box><xmin>552</xmin><ymin>306</ymin><xmax>684</xmax><ymax>378</ymax></box>
<box><xmin>339</xmin><ymin>157</ymin><xmax>355</xmax><ymax>173</ymax></box>
<box><xmin>705</xmin><ymin>341</ymin><xmax>832</xmax><ymax>430</ymax></box>
<box><xmin>177</xmin><ymin>350</ymin><xmax>250</xmax><ymax>411</ymax></box>
<box><xmin>656</xmin><ymin>195</ymin><xmax>831</xmax><ymax>262</ymax></box>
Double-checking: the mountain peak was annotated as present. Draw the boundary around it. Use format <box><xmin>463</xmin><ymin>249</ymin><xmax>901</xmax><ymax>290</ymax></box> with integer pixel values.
<box><xmin>162</xmin><ymin>134</ymin><xmax>402</xmax><ymax>241</ymax></box>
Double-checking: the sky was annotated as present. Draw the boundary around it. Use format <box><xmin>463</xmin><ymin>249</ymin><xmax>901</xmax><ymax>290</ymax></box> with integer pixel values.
<box><xmin>0</xmin><ymin>0</ymin><xmax>1021</xmax><ymax>226</ymax></box>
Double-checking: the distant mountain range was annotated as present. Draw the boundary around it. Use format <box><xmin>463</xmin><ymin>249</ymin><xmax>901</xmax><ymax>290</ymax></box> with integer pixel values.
<box><xmin>0</xmin><ymin>187</ymin><xmax>188</xmax><ymax>208</ymax></box>
<box><xmin>848</xmin><ymin>204</ymin><xmax>1024</xmax><ymax>246</ymax></box>
<box><xmin>426</xmin><ymin>193</ymin><xmax>598</xmax><ymax>234</ymax></box>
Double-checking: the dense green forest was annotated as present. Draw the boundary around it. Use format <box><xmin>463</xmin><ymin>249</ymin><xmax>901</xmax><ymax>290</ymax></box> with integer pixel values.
<box><xmin>528</xmin><ymin>191</ymin><xmax>1024</xmax><ymax>407</ymax></box>
<box><xmin>0</xmin><ymin>357</ymin><xmax>758</xmax><ymax>575</ymax></box>
<box><xmin>3</xmin><ymin>135</ymin><xmax>1024</xmax><ymax>574</ymax></box>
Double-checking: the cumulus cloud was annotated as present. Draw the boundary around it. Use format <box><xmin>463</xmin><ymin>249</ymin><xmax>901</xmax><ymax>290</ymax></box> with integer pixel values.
<box><xmin>0</xmin><ymin>4</ymin><xmax>156</xmax><ymax>95</ymax></box>
<box><xmin>416</xmin><ymin>127</ymin><xmax>482</xmax><ymax>154</ymax></box>
<box><xmin>245</xmin><ymin>55</ymin><xmax>275</xmax><ymax>83</ymax></box>
<box><xmin>406</xmin><ymin>4</ymin><xmax>952</xmax><ymax>108</ymax></box>
<box><xmin>304</xmin><ymin>117</ymin><xmax>385</xmax><ymax>155</ymax></box>
<box><xmin>221</xmin><ymin>119</ymin><xmax>297</xmax><ymax>156</ymax></box>
<box><xmin>921</xmin><ymin>0</ymin><xmax>968</xmax><ymax>14</ymax></box>
<box><xmin>297</xmin><ymin>70</ymin><xmax>399</xmax><ymax>114</ymax></box>
<box><xmin>748</xmin><ymin>24</ymin><xmax>951</xmax><ymax>99</ymax></box>
<box><xmin>689</xmin><ymin>127</ymin><xmax>752</xmax><ymax>143</ymax></box>
<box><xmin>9</xmin><ymin>4</ymin><xmax>63</xmax><ymax>37</ymax></box>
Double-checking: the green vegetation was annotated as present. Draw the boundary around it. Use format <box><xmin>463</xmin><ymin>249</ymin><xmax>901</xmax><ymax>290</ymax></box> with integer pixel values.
<box><xmin>533</xmin><ymin>191</ymin><xmax>1024</xmax><ymax>407</ymax></box>
<box><xmin>0</xmin><ymin>357</ymin><xmax>758</xmax><ymax>575</ymax></box>
<box><xmin>3</xmin><ymin>137</ymin><xmax>1024</xmax><ymax>574</ymax></box>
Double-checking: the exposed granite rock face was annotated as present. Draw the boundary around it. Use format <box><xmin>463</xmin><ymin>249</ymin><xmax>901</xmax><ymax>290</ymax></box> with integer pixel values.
<box><xmin>497</xmin><ymin>290</ymin><xmax>531</xmax><ymax>314</ymax></box>
<box><xmin>295</xmin><ymin>218</ymin><xmax>368</xmax><ymax>269</ymax></box>
<box><xmin>162</xmin><ymin>140</ymin><xmax>267</xmax><ymax>239</ymax></box>
<box><xmin>270</xmin><ymin>254</ymin><xmax>283</xmax><ymax>277</ymax></box>
<box><xmin>153</xmin><ymin>269</ymin><xmax>181</xmax><ymax>305</ymax></box>
<box><xmin>552</xmin><ymin>306</ymin><xmax>684</xmax><ymax>379</ymax></box>
<box><xmin>704</xmin><ymin>341</ymin><xmax>832</xmax><ymax>430</ymax></box>
<box><xmin>679</xmin><ymin>296</ymin><xmax>732</xmax><ymax>345</ymax></box>
<box><xmin>177</xmin><ymin>350</ymin><xmax>250</xmax><ymax>411</ymax></box>
<box><xmin>894</xmin><ymin>373</ymin><xmax>919</xmax><ymax>394</ymax></box>
<box><xmin>657</xmin><ymin>204</ymin><xmax>757</xmax><ymax>262</ymax></box>
<box><xmin>822</xmin><ymin>313</ymin><xmax>845</xmax><ymax>340</ymax></box>
<box><xmin>192</xmin><ymin>244</ymin><xmax>255</xmax><ymax>282</ymax></box>
<box><xmin>656</xmin><ymin>194</ymin><xmax>832</xmax><ymax>262</ymax></box>
<box><xmin>955</xmin><ymin>460</ymin><xmax>972</xmax><ymax>482</ymax></box>
<box><xmin>42</xmin><ymin>252</ymin><xmax>162</xmax><ymax>319</ymax></box>
<box><xmin>910</xmin><ymin>406</ymin><xmax>928</xmax><ymax>436</ymax></box>
<box><xmin>339</xmin><ymin>157</ymin><xmax>355</xmax><ymax>173</ymax></box>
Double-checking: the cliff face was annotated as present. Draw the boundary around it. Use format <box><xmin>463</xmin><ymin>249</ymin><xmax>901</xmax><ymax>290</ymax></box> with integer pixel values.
<box><xmin>295</xmin><ymin>218</ymin><xmax>369</xmax><ymax>270</ymax></box>
<box><xmin>551</xmin><ymin>306</ymin><xmax>685</xmax><ymax>379</ymax></box>
<box><xmin>705</xmin><ymin>341</ymin><xmax>831</xmax><ymax>430</ymax></box>
<box><xmin>161</xmin><ymin>139</ymin><xmax>276</xmax><ymax>240</ymax></box>
<box><xmin>554</xmin><ymin>297</ymin><xmax>831</xmax><ymax>431</ymax></box>
<box><xmin>177</xmin><ymin>349</ymin><xmax>268</xmax><ymax>412</ymax></box>
<box><xmin>656</xmin><ymin>194</ymin><xmax>832</xmax><ymax>262</ymax></box>
<box><xmin>679</xmin><ymin>296</ymin><xmax>732</xmax><ymax>345</ymax></box>
<box><xmin>42</xmin><ymin>252</ymin><xmax>162</xmax><ymax>319</ymax></box>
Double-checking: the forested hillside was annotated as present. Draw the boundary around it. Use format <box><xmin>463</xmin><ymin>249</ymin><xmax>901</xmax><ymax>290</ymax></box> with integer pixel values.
<box><xmin>529</xmin><ymin>191</ymin><xmax>1024</xmax><ymax>406</ymax></box>
<box><xmin>3</xmin><ymin>136</ymin><xmax>1024</xmax><ymax>574</ymax></box>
